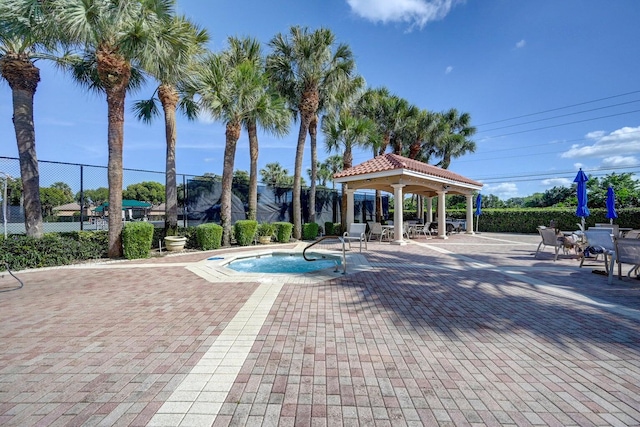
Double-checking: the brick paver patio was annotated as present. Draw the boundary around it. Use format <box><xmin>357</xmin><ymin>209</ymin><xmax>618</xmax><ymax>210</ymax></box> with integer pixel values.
<box><xmin>1</xmin><ymin>233</ymin><xmax>639</xmax><ymax>426</ymax></box>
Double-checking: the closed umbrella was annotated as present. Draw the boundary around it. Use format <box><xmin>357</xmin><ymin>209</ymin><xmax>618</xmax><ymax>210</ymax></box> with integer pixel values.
<box><xmin>606</xmin><ymin>186</ymin><xmax>618</xmax><ymax>224</ymax></box>
<box><xmin>574</xmin><ymin>169</ymin><xmax>590</xmax><ymax>229</ymax></box>
<box><xmin>475</xmin><ymin>193</ymin><xmax>482</xmax><ymax>233</ymax></box>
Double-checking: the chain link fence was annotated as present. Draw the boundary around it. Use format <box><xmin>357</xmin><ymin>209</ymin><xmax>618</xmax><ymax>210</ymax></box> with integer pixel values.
<box><xmin>1</xmin><ymin>156</ymin><xmax>385</xmax><ymax>236</ymax></box>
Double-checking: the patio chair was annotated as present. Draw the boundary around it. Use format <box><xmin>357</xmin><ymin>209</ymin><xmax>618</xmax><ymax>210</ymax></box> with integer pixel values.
<box><xmin>623</xmin><ymin>229</ymin><xmax>640</xmax><ymax>239</ymax></box>
<box><xmin>580</xmin><ymin>229</ymin><xmax>615</xmax><ymax>270</ymax></box>
<box><xmin>412</xmin><ymin>222</ymin><xmax>433</xmax><ymax>239</ymax></box>
<box><xmin>609</xmin><ymin>237</ymin><xmax>640</xmax><ymax>284</ymax></box>
<box><xmin>535</xmin><ymin>227</ymin><xmax>574</xmax><ymax>261</ymax></box>
<box><xmin>343</xmin><ymin>223</ymin><xmax>367</xmax><ymax>252</ymax></box>
<box><xmin>367</xmin><ymin>221</ymin><xmax>388</xmax><ymax>242</ymax></box>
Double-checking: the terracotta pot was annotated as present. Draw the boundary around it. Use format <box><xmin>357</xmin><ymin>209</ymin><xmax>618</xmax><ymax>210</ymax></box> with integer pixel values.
<box><xmin>164</xmin><ymin>236</ymin><xmax>187</xmax><ymax>251</ymax></box>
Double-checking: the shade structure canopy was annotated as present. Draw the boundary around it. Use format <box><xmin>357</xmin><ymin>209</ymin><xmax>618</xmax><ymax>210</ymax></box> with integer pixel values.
<box><xmin>606</xmin><ymin>186</ymin><xmax>618</xmax><ymax>221</ymax></box>
<box><xmin>334</xmin><ymin>153</ymin><xmax>483</xmax><ymax>241</ymax></box>
<box><xmin>573</xmin><ymin>169</ymin><xmax>590</xmax><ymax>220</ymax></box>
<box><xmin>93</xmin><ymin>199</ymin><xmax>152</xmax><ymax>213</ymax></box>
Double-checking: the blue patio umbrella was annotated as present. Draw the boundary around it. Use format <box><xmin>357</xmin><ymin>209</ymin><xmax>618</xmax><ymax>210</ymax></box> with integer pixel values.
<box><xmin>475</xmin><ymin>193</ymin><xmax>482</xmax><ymax>233</ymax></box>
<box><xmin>574</xmin><ymin>169</ymin><xmax>590</xmax><ymax>228</ymax></box>
<box><xmin>606</xmin><ymin>186</ymin><xmax>618</xmax><ymax>224</ymax></box>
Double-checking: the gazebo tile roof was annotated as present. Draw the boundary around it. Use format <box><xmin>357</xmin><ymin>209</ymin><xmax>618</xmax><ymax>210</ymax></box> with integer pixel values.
<box><xmin>334</xmin><ymin>153</ymin><xmax>482</xmax><ymax>187</ymax></box>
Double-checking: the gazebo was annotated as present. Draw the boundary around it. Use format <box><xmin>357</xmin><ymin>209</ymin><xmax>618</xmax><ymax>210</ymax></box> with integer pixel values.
<box><xmin>333</xmin><ymin>153</ymin><xmax>483</xmax><ymax>244</ymax></box>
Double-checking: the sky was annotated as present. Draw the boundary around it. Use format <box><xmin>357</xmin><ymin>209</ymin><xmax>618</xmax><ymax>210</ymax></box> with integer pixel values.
<box><xmin>1</xmin><ymin>0</ymin><xmax>639</xmax><ymax>200</ymax></box>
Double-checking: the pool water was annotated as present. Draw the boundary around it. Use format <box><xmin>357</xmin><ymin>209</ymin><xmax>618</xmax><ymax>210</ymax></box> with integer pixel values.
<box><xmin>226</xmin><ymin>253</ymin><xmax>341</xmax><ymax>274</ymax></box>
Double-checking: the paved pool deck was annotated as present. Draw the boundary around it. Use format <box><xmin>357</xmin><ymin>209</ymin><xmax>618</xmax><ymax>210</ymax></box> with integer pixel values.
<box><xmin>0</xmin><ymin>232</ymin><xmax>639</xmax><ymax>426</ymax></box>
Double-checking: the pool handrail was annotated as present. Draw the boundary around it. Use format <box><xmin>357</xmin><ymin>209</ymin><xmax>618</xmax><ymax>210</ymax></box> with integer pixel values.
<box><xmin>303</xmin><ymin>235</ymin><xmax>347</xmax><ymax>274</ymax></box>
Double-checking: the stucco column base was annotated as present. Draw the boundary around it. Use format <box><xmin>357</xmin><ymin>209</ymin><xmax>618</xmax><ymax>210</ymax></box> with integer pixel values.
<box><xmin>390</xmin><ymin>239</ymin><xmax>407</xmax><ymax>246</ymax></box>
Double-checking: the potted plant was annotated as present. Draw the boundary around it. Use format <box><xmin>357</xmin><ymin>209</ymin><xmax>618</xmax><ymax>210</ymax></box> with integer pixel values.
<box><xmin>164</xmin><ymin>234</ymin><xmax>187</xmax><ymax>251</ymax></box>
<box><xmin>256</xmin><ymin>222</ymin><xmax>276</xmax><ymax>244</ymax></box>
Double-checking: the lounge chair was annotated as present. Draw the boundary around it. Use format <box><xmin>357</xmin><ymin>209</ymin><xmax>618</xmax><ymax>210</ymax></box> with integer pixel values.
<box><xmin>580</xmin><ymin>229</ymin><xmax>615</xmax><ymax>270</ymax></box>
<box><xmin>535</xmin><ymin>227</ymin><xmax>576</xmax><ymax>261</ymax></box>
<box><xmin>343</xmin><ymin>223</ymin><xmax>367</xmax><ymax>252</ymax></box>
<box><xmin>609</xmin><ymin>237</ymin><xmax>640</xmax><ymax>284</ymax></box>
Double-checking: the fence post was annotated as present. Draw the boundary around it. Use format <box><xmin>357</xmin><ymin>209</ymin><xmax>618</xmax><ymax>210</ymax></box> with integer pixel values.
<box><xmin>79</xmin><ymin>165</ymin><xmax>84</xmax><ymax>230</ymax></box>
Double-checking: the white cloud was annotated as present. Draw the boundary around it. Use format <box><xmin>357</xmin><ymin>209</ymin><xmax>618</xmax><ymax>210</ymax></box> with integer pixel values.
<box><xmin>346</xmin><ymin>0</ymin><xmax>463</xmax><ymax>30</ymax></box>
<box><xmin>445</xmin><ymin>65</ymin><xmax>453</xmax><ymax>74</ymax></box>
<box><xmin>541</xmin><ymin>177</ymin><xmax>572</xmax><ymax>187</ymax></box>
<box><xmin>601</xmin><ymin>155</ymin><xmax>638</xmax><ymax>167</ymax></box>
<box><xmin>560</xmin><ymin>125</ymin><xmax>640</xmax><ymax>159</ymax></box>
<box><xmin>483</xmin><ymin>182</ymin><xmax>518</xmax><ymax>199</ymax></box>
<box><xmin>515</xmin><ymin>39</ymin><xmax>526</xmax><ymax>48</ymax></box>
<box><xmin>573</xmin><ymin>162</ymin><xmax>584</xmax><ymax>170</ymax></box>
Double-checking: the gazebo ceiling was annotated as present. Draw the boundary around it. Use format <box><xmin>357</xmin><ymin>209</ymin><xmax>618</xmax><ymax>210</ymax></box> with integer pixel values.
<box><xmin>334</xmin><ymin>153</ymin><xmax>483</xmax><ymax>197</ymax></box>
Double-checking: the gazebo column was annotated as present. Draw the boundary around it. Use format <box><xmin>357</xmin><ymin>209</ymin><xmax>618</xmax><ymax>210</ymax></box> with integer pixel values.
<box><xmin>391</xmin><ymin>184</ymin><xmax>407</xmax><ymax>246</ymax></box>
<box><xmin>465</xmin><ymin>194</ymin><xmax>474</xmax><ymax>235</ymax></box>
<box><xmin>437</xmin><ymin>190</ymin><xmax>448</xmax><ymax>239</ymax></box>
<box><xmin>345</xmin><ymin>187</ymin><xmax>355</xmax><ymax>227</ymax></box>
<box><xmin>426</xmin><ymin>197</ymin><xmax>433</xmax><ymax>223</ymax></box>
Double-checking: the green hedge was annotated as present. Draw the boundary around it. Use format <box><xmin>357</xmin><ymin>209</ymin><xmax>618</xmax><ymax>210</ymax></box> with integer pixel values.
<box><xmin>445</xmin><ymin>207</ymin><xmax>640</xmax><ymax>233</ymax></box>
<box><xmin>302</xmin><ymin>222</ymin><xmax>319</xmax><ymax>240</ymax></box>
<box><xmin>197</xmin><ymin>223</ymin><xmax>223</xmax><ymax>250</ymax></box>
<box><xmin>234</xmin><ymin>220</ymin><xmax>258</xmax><ymax>246</ymax></box>
<box><xmin>122</xmin><ymin>222</ymin><xmax>154</xmax><ymax>259</ymax></box>
<box><xmin>0</xmin><ymin>231</ymin><xmax>108</xmax><ymax>271</ymax></box>
<box><xmin>274</xmin><ymin>222</ymin><xmax>293</xmax><ymax>243</ymax></box>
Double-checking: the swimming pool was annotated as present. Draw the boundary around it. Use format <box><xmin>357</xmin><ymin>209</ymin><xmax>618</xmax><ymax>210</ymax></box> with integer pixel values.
<box><xmin>226</xmin><ymin>252</ymin><xmax>342</xmax><ymax>274</ymax></box>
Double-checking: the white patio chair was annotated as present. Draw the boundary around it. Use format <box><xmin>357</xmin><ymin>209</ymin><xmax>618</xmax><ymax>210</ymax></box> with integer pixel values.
<box><xmin>343</xmin><ymin>223</ymin><xmax>367</xmax><ymax>252</ymax></box>
<box><xmin>610</xmin><ymin>237</ymin><xmax>640</xmax><ymax>283</ymax></box>
<box><xmin>580</xmin><ymin>229</ymin><xmax>615</xmax><ymax>270</ymax></box>
<box><xmin>367</xmin><ymin>221</ymin><xmax>388</xmax><ymax>242</ymax></box>
<box><xmin>535</xmin><ymin>227</ymin><xmax>571</xmax><ymax>261</ymax></box>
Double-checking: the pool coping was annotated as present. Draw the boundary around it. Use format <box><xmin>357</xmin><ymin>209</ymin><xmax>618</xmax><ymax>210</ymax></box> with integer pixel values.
<box><xmin>186</xmin><ymin>247</ymin><xmax>372</xmax><ymax>284</ymax></box>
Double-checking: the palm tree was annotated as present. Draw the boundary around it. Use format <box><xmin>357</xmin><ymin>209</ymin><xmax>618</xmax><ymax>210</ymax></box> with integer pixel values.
<box><xmin>260</xmin><ymin>162</ymin><xmax>289</xmax><ymax>187</ymax></box>
<box><xmin>192</xmin><ymin>51</ymin><xmax>273</xmax><ymax>246</ymax></box>
<box><xmin>266</xmin><ymin>26</ymin><xmax>356</xmax><ymax>239</ymax></box>
<box><xmin>132</xmin><ymin>16</ymin><xmax>208</xmax><ymax>236</ymax></box>
<box><xmin>0</xmin><ymin>0</ymin><xmax>59</xmax><ymax>238</ymax></box>
<box><xmin>224</xmin><ymin>36</ymin><xmax>291</xmax><ymax>221</ymax></box>
<box><xmin>53</xmin><ymin>0</ymin><xmax>175</xmax><ymax>257</ymax></box>
<box><xmin>323</xmin><ymin>108</ymin><xmax>376</xmax><ymax>228</ymax></box>
<box><xmin>435</xmin><ymin>108</ymin><xmax>477</xmax><ymax>169</ymax></box>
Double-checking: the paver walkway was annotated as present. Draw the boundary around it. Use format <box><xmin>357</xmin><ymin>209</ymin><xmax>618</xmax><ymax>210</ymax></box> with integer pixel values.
<box><xmin>0</xmin><ymin>233</ymin><xmax>639</xmax><ymax>426</ymax></box>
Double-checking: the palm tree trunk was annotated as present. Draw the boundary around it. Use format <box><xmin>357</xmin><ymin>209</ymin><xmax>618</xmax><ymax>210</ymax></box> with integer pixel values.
<box><xmin>221</xmin><ymin>121</ymin><xmax>241</xmax><ymax>246</ymax></box>
<box><xmin>292</xmin><ymin>120</ymin><xmax>309</xmax><ymax>240</ymax></box>
<box><xmin>308</xmin><ymin>115</ymin><xmax>318</xmax><ymax>224</ymax></box>
<box><xmin>159</xmin><ymin>84</ymin><xmax>179</xmax><ymax>236</ymax></box>
<box><xmin>97</xmin><ymin>48</ymin><xmax>130</xmax><ymax>258</ymax></box>
<box><xmin>105</xmin><ymin>89</ymin><xmax>126</xmax><ymax>257</ymax></box>
<box><xmin>341</xmin><ymin>148</ymin><xmax>353</xmax><ymax>229</ymax></box>
<box><xmin>247</xmin><ymin>120</ymin><xmax>259</xmax><ymax>221</ymax></box>
<box><xmin>2</xmin><ymin>56</ymin><xmax>43</xmax><ymax>238</ymax></box>
<box><xmin>158</xmin><ymin>85</ymin><xmax>179</xmax><ymax>236</ymax></box>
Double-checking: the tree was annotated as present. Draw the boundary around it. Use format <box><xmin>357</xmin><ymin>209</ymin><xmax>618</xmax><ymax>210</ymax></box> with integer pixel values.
<box><xmin>0</xmin><ymin>0</ymin><xmax>59</xmax><ymax>237</ymax></box>
<box><xmin>190</xmin><ymin>51</ymin><xmax>269</xmax><ymax>246</ymax></box>
<box><xmin>50</xmin><ymin>182</ymin><xmax>74</xmax><ymax>202</ymax></box>
<box><xmin>54</xmin><ymin>0</ymin><xmax>175</xmax><ymax>257</ymax></box>
<box><xmin>224</xmin><ymin>36</ymin><xmax>291</xmax><ymax>221</ymax></box>
<box><xmin>322</xmin><ymin>154</ymin><xmax>343</xmax><ymax>190</ymax></box>
<box><xmin>123</xmin><ymin>181</ymin><xmax>165</xmax><ymax>205</ymax></box>
<box><xmin>260</xmin><ymin>162</ymin><xmax>290</xmax><ymax>187</ymax></box>
<box><xmin>323</xmin><ymin>108</ymin><xmax>376</xmax><ymax>228</ymax></box>
<box><xmin>76</xmin><ymin>187</ymin><xmax>109</xmax><ymax>207</ymax></box>
<box><xmin>434</xmin><ymin>108</ymin><xmax>477</xmax><ymax>169</ymax></box>
<box><xmin>132</xmin><ymin>15</ymin><xmax>208</xmax><ymax>236</ymax></box>
<box><xmin>267</xmin><ymin>26</ymin><xmax>356</xmax><ymax>239</ymax></box>
<box><xmin>40</xmin><ymin>187</ymin><xmax>70</xmax><ymax>218</ymax></box>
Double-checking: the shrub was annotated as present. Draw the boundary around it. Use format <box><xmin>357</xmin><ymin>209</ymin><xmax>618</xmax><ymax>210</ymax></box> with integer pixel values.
<box><xmin>274</xmin><ymin>222</ymin><xmax>293</xmax><ymax>243</ymax></box>
<box><xmin>0</xmin><ymin>233</ymin><xmax>92</xmax><ymax>271</ymax></box>
<box><xmin>122</xmin><ymin>222</ymin><xmax>154</xmax><ymax>259</ymax></box>
<box><xmin>257</xmin><ymin>222</ymin><xmax>276</xmax><ymax>237</ymax></box>
<box><xmin>324</xmin><ymin>221</ymin><xmax>334</xmax><ymax>235</ymax></box>
<box><xmin>234</xmin><ymin>220</ymin><xmax>258</xmax><ymax>246</ymax></box>
<box><xmin>197</xmin><ymin>223</ymin><xmax>223</xmax><ymax>250</ymax></box>
<box><xmin>302</xmin><ymin>222</ymin><xmax>319</xmax><ymax>240</ymax></box>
